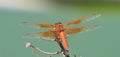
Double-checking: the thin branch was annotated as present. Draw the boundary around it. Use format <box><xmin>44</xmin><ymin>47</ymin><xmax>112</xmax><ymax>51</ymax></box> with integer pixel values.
<box><xmin>25</xmin><ymin>37</ymin><xmax>71</xmax><ymax>57</ymax></box>
<box><xmin>26</xmin><ymin>42</ymin><xmax>61</xmax><ymax>55</ymax></box>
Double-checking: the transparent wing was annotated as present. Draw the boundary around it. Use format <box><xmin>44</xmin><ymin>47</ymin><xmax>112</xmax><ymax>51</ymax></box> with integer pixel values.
<box><xmin>65</xmin><ymin>26</ymin><xmax>97</xmax><ymax>35</ymax></box>
<box><xmin>26</xmin><ymin>31</ymin><xmax>56</xmax><ymax>38</ymax></box>
<box><xmin>22</xmin><ymin>22</ymin><xmax>55</xmax><ymax>28</ymax></box>
<box><xmin>64</xmin><ymin>14</ymin><xmax>101</xmax><ymax>26</ymax></box>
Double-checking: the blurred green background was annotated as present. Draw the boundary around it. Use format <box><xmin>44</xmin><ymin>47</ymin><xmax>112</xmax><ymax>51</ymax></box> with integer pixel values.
<box><xmin>0</xmin><ymin>0</ymin><xmax>120</xmax><ymax>57</ymax></box>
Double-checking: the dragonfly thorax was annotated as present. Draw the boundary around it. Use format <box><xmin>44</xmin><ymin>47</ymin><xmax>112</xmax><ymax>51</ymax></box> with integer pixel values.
<box><xmin>55</xmin><ymin>22</ymin><xmax>65</xmax><ymax>32</ymax></box>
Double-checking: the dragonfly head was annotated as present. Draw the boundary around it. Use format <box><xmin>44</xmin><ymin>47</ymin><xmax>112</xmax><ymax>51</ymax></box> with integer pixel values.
<box><xmin>55</xmin><ymin>22</ymin><xmax>62</xmax><ymax>25</ymax></box>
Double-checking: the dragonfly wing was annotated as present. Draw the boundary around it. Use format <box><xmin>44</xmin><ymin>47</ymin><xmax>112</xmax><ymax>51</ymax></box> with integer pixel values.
<box><xmin>27</xmin><ymin>31</ymin><xmax>55</xmax><ymax>38</ymax></box>
<box><xmin>64</xmin><ymin>14</ymin><xmax>101</xmax><ymax>26</ymax></box>
<box><xmin>65</xmin><ymin>26</ymin><xmax>97</xmax><ymax>35</ymax></box>
<box><xmin>23</xmin><ymin>22</ymin><xmax>55</xmax><ymax>28</ymax></box>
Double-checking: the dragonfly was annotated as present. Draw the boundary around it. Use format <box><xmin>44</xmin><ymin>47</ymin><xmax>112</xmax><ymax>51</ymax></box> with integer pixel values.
<box><xmin>23</xmin><ymin>14</ymin><xmax>101</xmax><ymax>51</ymax></box>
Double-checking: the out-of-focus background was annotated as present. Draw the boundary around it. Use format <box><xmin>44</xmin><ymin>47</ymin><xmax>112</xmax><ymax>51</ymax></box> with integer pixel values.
<box><xmin>0</xmin><ymin>0</ymin><xmax>120</xmax><ymax>57</ymax></box>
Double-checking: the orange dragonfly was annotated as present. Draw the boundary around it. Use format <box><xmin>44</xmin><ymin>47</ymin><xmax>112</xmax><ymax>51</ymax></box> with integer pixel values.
<box><xmin>23</xmin><ymin>14</ymin><xmax>101</xmax><ymax>51</ymax></box>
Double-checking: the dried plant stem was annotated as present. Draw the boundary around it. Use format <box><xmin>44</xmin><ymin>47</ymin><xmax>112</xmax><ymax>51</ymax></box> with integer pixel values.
<box><xmin>26</xmin><ymin>43</ymin><xmax>61</xmax><ymax>55</ymax></box>
<box><xmin>26</xmin><ymin>37</ymin><xmax>71</xmax><ymax>57</ymax></box>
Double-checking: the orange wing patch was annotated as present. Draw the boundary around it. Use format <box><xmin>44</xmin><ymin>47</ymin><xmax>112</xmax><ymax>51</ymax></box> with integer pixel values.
<box><xmin>65</xmin><ymin>26</ymin><xmax>95</xmax><ymax>35</ymax></box>
<box><xmin>23</xmin><ymin>22</ymin><xmax>55</xmax><ymax>28</ymax></box>
<box><xmin>27</xmin><ymin>31</ymin><xmax>55</xmax><ymax>38</ymax></box>
<box><xmin>64</xmin><ymin>14</ymin><xmax>100</xmax><ymax>26</ymax></box>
